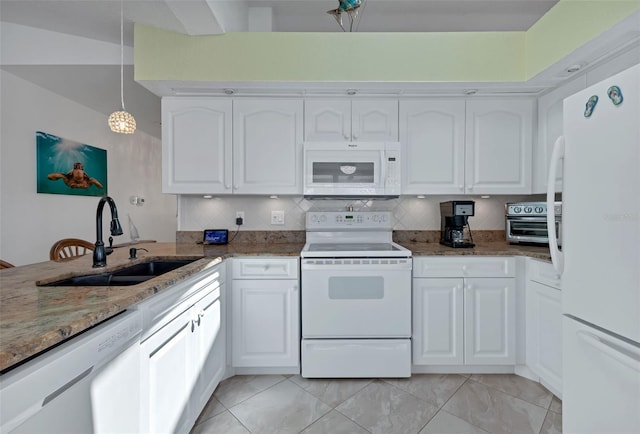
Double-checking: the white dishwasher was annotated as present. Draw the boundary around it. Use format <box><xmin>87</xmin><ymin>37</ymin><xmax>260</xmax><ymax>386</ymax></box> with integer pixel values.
<box><xmin>0</xmin><ymin>309</ymin><xmax>142</xmax><ymax>434</ymax></box>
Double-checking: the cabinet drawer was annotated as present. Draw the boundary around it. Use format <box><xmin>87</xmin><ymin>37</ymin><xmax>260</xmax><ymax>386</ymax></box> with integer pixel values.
<box><xmin>413</xmin><ymin>257</ymin><xmax>515</xmax><ymax>278</ymax></box>
<box><xmin>139</xmin><ymin>265</ymin><xmax>224</xmax><ymax>340</ymax></box>
<box><xmin>527</xmin><ymin>258</ymin><xmax>562</xmax><ymax>289</ymax></box>
<box><xmin>231</xmin><ymin>258</ymin><xmax>298</xmax><ymax>279</ymax></box>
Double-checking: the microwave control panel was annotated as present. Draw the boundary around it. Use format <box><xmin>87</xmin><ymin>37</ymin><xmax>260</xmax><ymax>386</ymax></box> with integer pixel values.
<box><xmin>385</xmin><ymin>149</ymin><xmax>401</xmax><ymax>190</ymax></box>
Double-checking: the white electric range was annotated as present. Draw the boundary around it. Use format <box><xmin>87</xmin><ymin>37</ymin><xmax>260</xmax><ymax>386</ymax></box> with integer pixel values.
<box><xmin>300</xmin><ymin>211</ymin><xmax>412</xmax><ymax>378</ymax></box>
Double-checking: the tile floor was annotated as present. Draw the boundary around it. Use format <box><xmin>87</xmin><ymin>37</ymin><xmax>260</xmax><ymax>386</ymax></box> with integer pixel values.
<box><xmin>191</xmin><ymin>374</ymin><xmax>562</xmax><ymax>434</ymax></box>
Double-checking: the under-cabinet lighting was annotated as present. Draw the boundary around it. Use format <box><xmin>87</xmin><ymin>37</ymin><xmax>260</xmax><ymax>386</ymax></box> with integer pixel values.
<box><xmin>480</xmin><ymin>195</ymin><xmax>491</xmax><ymax>199</ymax></box>
<box><xmin>203</xmin><ymin>195</ymin><xmax>213</xmax><ymax>199</ymax></box>
<box><xmin>269</xmin><ymin>195</ymin><xmax>279</xmax><ymax>199</ymax></box>
<box><xmin>416</xmin><ymin>195</ymin><xmax>426</xmax><ymax>199</ymax></box>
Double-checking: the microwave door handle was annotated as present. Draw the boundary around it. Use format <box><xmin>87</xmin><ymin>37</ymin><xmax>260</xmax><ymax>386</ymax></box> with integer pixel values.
<box><xmin>546</xmin><ymin>136</ymin><xmax>565</xmax><ymax>275</ymax></box>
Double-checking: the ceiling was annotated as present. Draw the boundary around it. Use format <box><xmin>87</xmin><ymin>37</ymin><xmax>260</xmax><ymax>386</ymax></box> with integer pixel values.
<box><xmin>1</xmin><ymin>0</ymin><xmax>560</xmax><ymax>44</ymax></box>
<box><xmin>0</xmin><ymin>0</ymin><xmax>602</xmax><ymax>139</ymax></box>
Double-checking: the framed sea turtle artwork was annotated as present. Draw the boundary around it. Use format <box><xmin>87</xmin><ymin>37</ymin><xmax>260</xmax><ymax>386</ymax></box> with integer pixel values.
<box><xmin>36</xmin><ymin>131</ymin><xmax>108</xmax><ymax>197</ymax></box>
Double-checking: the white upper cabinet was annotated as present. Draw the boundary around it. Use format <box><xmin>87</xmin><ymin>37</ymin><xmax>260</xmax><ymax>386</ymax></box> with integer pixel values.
<box><xmin>400</xmin><ymin>98</ymin><xmax>534</xmax><ymax>195</ymax></box>
<box><xmin>400</xmin><ymin>100</ymin><xmax>466</xmax><ymax>194</ymax></box>
<box><xmin>304</xmin><ymin>99</ymin><xmax>399</xmax><ymax>142</ymax></box>
<box><xmin>162</xmin><ymin>98</ymin><xmax>232</xmax><ymax>194</ymax></box>
<box><xmin>233</xmin><ymin>99</ymin><xmax>304</xmax><ymax>195</ymax></box>
<box><xmin>533</xmin><ymin>76</ymin><xmax>587</xmax><ymax>194</ymax></box>
<box><xmin>465</xmin><ymin>99</ymin><xmax>534</xmax><ymax>195</ymax></box>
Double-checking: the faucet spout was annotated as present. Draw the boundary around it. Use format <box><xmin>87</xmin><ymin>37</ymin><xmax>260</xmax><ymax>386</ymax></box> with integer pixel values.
<box><xmin>93</xmin><ymin>196</ymin><xmax>123</xmax><ymax>267</ymax></box>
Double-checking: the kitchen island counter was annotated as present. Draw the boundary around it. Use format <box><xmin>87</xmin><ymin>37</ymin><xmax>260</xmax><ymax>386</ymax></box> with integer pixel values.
<box><xmin>0</xmin><ymin>241</ymin><xmax>303</xmax><ymax>372</ymax></box>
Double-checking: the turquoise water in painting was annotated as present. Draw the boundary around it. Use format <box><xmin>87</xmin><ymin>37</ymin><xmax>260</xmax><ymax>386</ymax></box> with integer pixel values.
<box><xmin>36</xmin><ymin>131</ymin><xmax>108</xmax><ymax>196</ymax></box>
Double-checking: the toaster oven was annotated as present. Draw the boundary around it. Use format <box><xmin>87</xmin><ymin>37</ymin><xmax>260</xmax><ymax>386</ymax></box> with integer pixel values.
<box><xmin>505</xmin><ymin>201</ymin><xmax>562</xmax><ymax>246</ymax></box>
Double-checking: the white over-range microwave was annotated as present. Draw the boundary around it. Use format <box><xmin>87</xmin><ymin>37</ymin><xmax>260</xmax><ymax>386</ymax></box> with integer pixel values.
<box><xmin>303</xmin><ymin>142</ymin><xmax>401</xmax><ymax>198</ymax></box>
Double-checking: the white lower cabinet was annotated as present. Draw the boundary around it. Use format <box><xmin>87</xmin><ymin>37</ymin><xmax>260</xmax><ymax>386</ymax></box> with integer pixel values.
<box><xmin>526</xmin><ymin>259</ymin><xmax>562</xmax><ymax>397</ymax></box>
<box><xmin>413</xmin><ymin>257</ymin><xmax>516</xmax><ymax>366</ymax></box>
<box><xmin>140</xmin><ymin>308</ymin><xmax>194</xmax><ymax>434</ymax></box>
<box><xmin>139</xmin><ymin>263</ymin><xmax>225</xmax><ymax>434</ymax></box>
<box><xmin>231</xmin><ymin>258</ymin><xmax>299</xmax><ymax>369</ymax></box>
<box><xmin>464</xmin><ymin>278</ymin><xmax>516</xmax><ymax>365</ymax></box>
<box><xmin>412</xmin><ymin>278</ymin><xmax>464</xmax><ymax>365</ymax></box>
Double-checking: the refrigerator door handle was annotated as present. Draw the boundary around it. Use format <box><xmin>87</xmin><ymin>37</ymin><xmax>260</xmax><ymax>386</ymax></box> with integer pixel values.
<box><xmin>546</xmin><ymin>136</ymin><xmax>565</xmax><ymax>274</ymax></box>
<box><xmin>577</xmin><ymin>330</ymin><xmax>640</xmax><ymax>373</ymax></box>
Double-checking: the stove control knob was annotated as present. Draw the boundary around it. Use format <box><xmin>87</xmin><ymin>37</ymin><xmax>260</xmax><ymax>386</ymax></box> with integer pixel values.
<box><xmin>320</xmin><ymin>215</ymin><xmax>326</xmax><ymax>222</ymax></box>
<box><xmin>311</xmin><ymin>215</ymin><xmax>318</xmax><ymax>223</ymax></box>
<box><xmin>512</xmin><ymin>207</ymin><xmax>521</xmax><ymax>214</ymax></box>
<box><xmin>535</xmin><ymin>206</ymin><xmax>544</xmax><ymax>214</ymax></box>
<box><xmin>373</xmin><ymin>215</ymin><xmax>379</xmax><ymax>222</ymax></box>
<box><xmin>524</xmin><ymin>207</ymin><xmax>532</xmax><ymax>213</ymax></box>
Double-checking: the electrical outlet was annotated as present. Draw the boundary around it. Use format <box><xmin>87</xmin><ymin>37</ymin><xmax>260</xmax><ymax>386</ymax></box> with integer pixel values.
<box><xmin>271</xmin><ymin>210</ymin><xmax>285</xmax><ymax>225</ymax></box>
<box><xmin>236</xmin><ymin>211</ymin><xmax>244</xmax><ymax>226</ymax></box>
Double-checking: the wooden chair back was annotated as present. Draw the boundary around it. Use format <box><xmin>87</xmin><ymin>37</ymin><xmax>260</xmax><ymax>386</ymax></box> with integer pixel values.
<box><xmin>50</xmin><ymin>238</ymin><xmax>94</xmax><ymax>262</ymax></box>
<box><xmin>0</xmin><ymin>260</ymin><xmax>14</xmax><ymax>269</ymax></box>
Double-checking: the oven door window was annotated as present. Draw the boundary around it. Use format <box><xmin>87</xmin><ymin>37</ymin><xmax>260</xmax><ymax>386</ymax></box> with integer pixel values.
<box><xmin>509</xmin><ymin>220</ymin><xmax>550</xmax><ymax>237</ymax></box>
<box><xmin>328</xmin><ymin>276</ymin><xmax>384</xmax><ymax>299</ymax></box>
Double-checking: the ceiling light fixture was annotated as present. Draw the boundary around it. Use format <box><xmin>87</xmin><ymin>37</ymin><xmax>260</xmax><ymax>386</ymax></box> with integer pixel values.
<box><xmin>328</xmin><ymin>0</ymin><xmax>364</xmax><ymax>32</ymax></box>
<box><xmin>108</xmin><ymin>0</ymin><xmax>136</xmax><ymax>134</ymax></box>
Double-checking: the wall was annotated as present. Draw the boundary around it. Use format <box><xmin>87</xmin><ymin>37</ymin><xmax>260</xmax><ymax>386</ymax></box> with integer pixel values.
<box><xmin>0</xmin><ymin>71</ymin><xmax>177</xmax><ymax>266</ymax></box>
<box><xmin>134</xmin><ymin>1</ymin><xmax>640</xmax><ymax>84</ymax></box>
<box><xmin>178</xmin><ymin>195</ymin><xmax>535</xmax><ymax>232</ymax></box>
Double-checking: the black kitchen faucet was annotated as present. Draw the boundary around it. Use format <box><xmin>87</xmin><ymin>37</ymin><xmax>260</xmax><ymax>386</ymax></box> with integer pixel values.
<box><xmin>93</xmin><ymin>196</ymin><xmax>123</xmax><ymax>267</ymax></box>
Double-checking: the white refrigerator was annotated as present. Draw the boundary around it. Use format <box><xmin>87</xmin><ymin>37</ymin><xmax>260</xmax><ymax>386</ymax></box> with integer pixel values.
<box><xmin>546</xmin><ymin>63</ymin><xmax>640</xmax><ymax>434</ymax></box>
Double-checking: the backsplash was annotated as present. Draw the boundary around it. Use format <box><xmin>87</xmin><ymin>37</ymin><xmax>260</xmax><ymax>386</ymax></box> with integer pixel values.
<box><xmin>178</xmin><ymin>194</ymin><xmax>539</xmax><ymax>231</ymax></box>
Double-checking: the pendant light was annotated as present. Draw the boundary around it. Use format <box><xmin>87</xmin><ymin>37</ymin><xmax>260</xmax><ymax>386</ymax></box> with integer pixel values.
<box><xmin>108</xmin><ymin>0</ymin><xmax>136</xmax><ymax>134</ymax></box>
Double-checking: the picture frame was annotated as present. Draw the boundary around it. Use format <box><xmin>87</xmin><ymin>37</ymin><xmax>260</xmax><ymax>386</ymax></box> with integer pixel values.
<box><xmin>36</xmin><ymin>131</ymin><xmax>107</xmax><ymax>197</ymax></box>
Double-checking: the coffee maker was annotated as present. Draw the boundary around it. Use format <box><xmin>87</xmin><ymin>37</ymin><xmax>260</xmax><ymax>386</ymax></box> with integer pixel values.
<box><xmin>440</xmin><ymin>200</ymin><xmax>475</xmax><ymax>248</ymax></box>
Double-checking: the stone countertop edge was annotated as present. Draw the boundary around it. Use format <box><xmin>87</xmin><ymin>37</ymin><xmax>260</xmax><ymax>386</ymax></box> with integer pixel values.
<box><xmin>0</xmin><ymin>241</ymin><xmax>549</xmax><ymax>373</ymax></box>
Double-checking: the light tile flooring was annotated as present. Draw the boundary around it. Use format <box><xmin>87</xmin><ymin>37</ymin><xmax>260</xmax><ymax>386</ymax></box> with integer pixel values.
<box><xmin>191</xmin><ymin>374</ymin><xmax>562</xmax><ymax>434</ymax></box>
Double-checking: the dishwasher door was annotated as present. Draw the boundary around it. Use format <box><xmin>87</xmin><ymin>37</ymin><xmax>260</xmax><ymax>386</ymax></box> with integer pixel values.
<box><xmin>0</xmin><ymin>310</ymin><xmax>142</xmax><ymax>434</ymax></box>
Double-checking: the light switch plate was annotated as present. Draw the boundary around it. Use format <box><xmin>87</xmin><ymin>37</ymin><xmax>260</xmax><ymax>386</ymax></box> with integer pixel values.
<box><xmin>271</xmin><ymin>210</ymin><xmax>285</xmax><ymax>225</ymax></box>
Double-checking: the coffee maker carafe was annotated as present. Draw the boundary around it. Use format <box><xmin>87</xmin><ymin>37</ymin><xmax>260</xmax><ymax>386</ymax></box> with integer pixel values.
<box><xmin>440</xmin><ymin>200</ymin><xmax>475</xmax><ymax>248</ymax></box>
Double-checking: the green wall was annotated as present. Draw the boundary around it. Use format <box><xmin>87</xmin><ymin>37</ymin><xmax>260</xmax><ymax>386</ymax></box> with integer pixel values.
<box><xmin>526</xmin><ymin>0</ymin><xmax>640</xmax><ymax>78</ymax></box>
<box><xmin>135</xmin><ymin>1</ymin><xmax>640</xmax><ymax>83</ymax></box>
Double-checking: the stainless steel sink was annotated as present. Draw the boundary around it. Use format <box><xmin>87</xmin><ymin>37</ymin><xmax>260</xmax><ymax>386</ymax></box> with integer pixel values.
<box><xmin>41</xmin><ymin>259</ymin><xmax>197</xmax><ymax>287</ymax></box>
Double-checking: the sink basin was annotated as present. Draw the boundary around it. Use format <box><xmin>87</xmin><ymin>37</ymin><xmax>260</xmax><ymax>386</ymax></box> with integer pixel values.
<box><xmin>41</xmin><ymin>259</ymin><xmax>197</xmax><ymax>287</ymax></box>
<box><xmin>111</xmin><ymin>260</ymin><xmax>197</xmax><ymax>277</ymax></box>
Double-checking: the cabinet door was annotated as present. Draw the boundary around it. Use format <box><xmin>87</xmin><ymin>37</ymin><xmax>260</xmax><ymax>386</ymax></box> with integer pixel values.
<box><xmin>232</xmin><ymin>279</ymin><xmax>299</xmax><ymax>367</ymax></box>
<box><xmin>193</xmin><ymin>284</ymin><xmax>225</xmax><ymax>412</ymax></box>
<box><xmin>400</xmin><ymin>100</ymin><xmax>465</xmax><ymax>194</ymax></box>
<box><xmin>464</xmin><ymin>278</ymin><xmax>516</xmax><ymax>365</ymax></box>
<box><xmin>233</xmin><ymin>99</ymin><xmax>303</xmax><ymax>194</ymax></box>
<box><xmin>465</xmin><ymin>99</ymin><xmax>534</xmax><ymax>194</ymax></box>
<box><xmin>304</xmin><ymin>99</ymin><xmax>351</xmax><ymax>141</ymax></box>
<box><xmin>140</xmin><ymin>308</ymin><xmax>195</xmax><ymax>434</ymax></box>
<box><xmin>352</xmin><ymin>99</ymin><xmax>399</xmax><ymax>141</ymax></box>
<box><xmin>533</xmin><ymin>76</ymin><xmax>587</xmax><ymax>193</ymax></box>
<box><xmin>526</xmin><ymin>280</ymin><xmax>562</xmax><ymax>396</ymax></box>
<box><xmin>162</xmin><ymin>98</ymin><xmax>232</xmax><ymax>194</ymax></box>
<box><xmin>412</xmin><ymin>278</ymin><xmax>464</xmax><ymax>365</ymax></box>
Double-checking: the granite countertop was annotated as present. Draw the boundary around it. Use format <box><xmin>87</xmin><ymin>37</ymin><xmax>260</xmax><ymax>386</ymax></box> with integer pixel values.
<box><xmin>0</xmin><ymin>239</ymin><xmax>548</xmax><ymax>373</ymax></box>
<box><xmin>0</xmin><ymin>242</ymin><xmax>303</xmax><ymax>373</ymax></box>
<box><xmin>402</xmin><ymin>241</ymin><xmax>551</xmax><ymax>261</ymax></box>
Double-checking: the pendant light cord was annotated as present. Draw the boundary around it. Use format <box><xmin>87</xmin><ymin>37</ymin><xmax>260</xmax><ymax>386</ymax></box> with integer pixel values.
<box><xmin>119</xmin><ymin>0</ymin><xmax>126</xmax><ymax>112</ymax></box>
